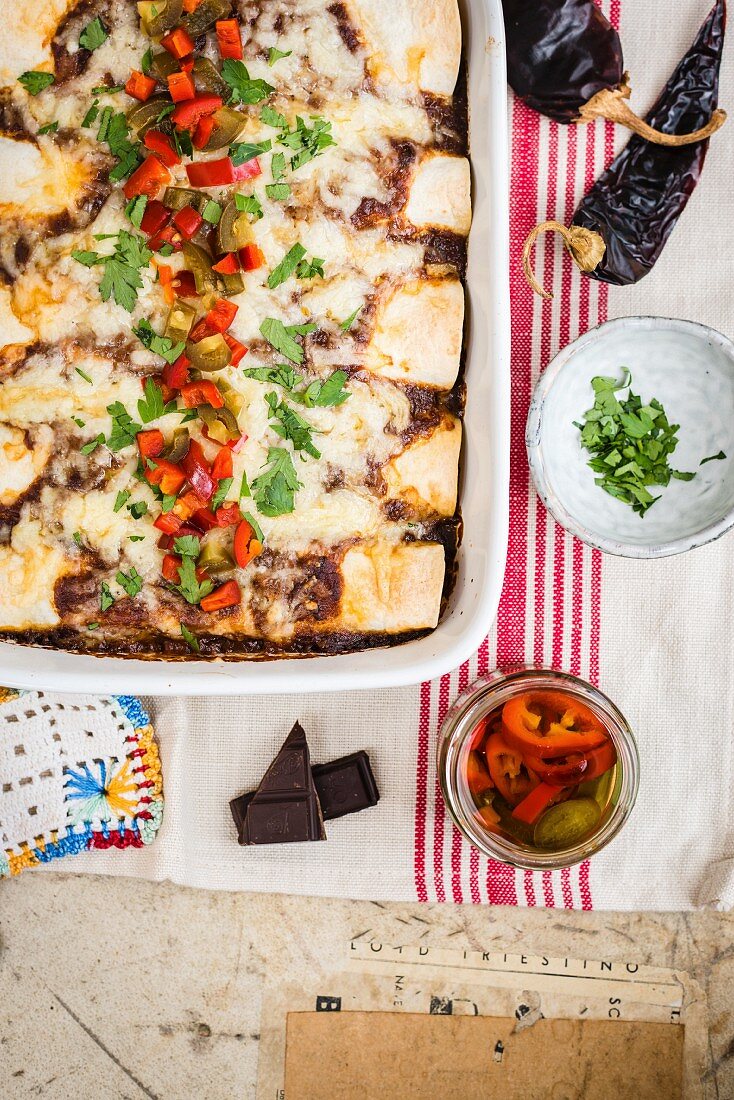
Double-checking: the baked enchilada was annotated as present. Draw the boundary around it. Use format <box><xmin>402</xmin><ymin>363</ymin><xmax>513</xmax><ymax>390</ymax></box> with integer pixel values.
<box><xmin>0</xmin><ymin>0</ymin><xmax>469</xmax><ymax>657</ymax></box>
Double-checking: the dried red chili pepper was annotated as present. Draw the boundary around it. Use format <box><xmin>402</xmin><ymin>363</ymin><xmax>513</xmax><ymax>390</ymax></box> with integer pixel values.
<box><xmin>503</xmin><ymin>0</ymin><xmax>726</xmax><ymax>145</ymax></box>
<box><xmin>522</xmin><ymin>0</ymin><xmax>727</xmax><ymax>297</ymax></box>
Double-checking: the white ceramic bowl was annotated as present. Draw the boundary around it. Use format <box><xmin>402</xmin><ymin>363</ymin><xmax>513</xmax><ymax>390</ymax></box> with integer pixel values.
<box><xmin>526</xmin><ymin>316</ymin><xmax>734</xmax><ymax>558</ymax></box>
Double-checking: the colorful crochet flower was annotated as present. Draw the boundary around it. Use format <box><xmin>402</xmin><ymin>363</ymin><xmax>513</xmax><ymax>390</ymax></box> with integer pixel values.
<box><xmin>64</xmin><ymin>758</ymin><xmax>138</xmax><ymax>827</ymax></box>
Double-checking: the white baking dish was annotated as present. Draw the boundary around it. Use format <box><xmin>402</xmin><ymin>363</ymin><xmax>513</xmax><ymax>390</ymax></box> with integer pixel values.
<box><xmin>0</xmin><ymin>0</ymin><xmax>510</xmax><ymax>695</ymax></box>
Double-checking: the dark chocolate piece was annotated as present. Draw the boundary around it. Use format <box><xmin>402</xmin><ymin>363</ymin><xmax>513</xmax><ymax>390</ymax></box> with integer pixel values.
<box><xmin>238</xmin><ymin>721</ymin><xmax>326</xmax><ymax>846</ymax></box>
<box><xmin>230</xmin><ymin>750</ymin><xmax>379</xmax><ymax>843</ymax></box>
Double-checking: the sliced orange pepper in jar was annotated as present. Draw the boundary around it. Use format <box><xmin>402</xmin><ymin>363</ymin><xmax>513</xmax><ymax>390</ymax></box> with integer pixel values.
<box><xmin>466</xmin><ymin>751</ymin><xmax>494</xmax><ymax>798</ymax></box>
<box><xmin>485</xmin><ymin>730</ymin><xmax>538</xmax><ymax>806</ymax></box>
<box><xmin>502</xmin><ymin>690</ymin><xmax>608</xmax><ymax>760</ymax></box>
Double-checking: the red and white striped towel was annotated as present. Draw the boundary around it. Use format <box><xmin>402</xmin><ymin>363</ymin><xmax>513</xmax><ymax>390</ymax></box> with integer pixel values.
<box><xmin>68</xmin><ymin>0</ymin><xmax>734</xmax><ymax>910</ymax></box>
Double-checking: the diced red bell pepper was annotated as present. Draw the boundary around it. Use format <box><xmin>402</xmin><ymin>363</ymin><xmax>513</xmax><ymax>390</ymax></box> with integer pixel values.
<box><xmin>160</xmin><ymin>25</ymin><xmax>195</xmax><ymax>59</ymax></box>
<box><xmin>211</xmin><ymin>447</ymin><xmax>233</xmax><ymax>481</ymax></box>
<box><xmin>215</xmin><ymin>19</ymin><xmax>243</xmax><ymax>59</ymax></box>
<box><xmin>206</xmin><ymin>298</ymin><xmax>238</xmax><ymax>332</ymax></box>
<box><xmin>162</xmin><ymin>352</ymin><xmax>190</xmax><ymax>391</ymax></box>
<box><xmin>182</xmin><ymin>439</ymin><xmax>215</xmax><ymax>502</ymax></box>
<box><xmin>233</xmin><ymin>519</ymin><xmax>262</xmax><ymax>568</ymax></box>
<box><xmin>182</xmin><ymin>0</ymin><xmax>204</xmax><ymax>11</ymax></box>
<box><xmin>226</xmin><ymin>430</ymin><xmax>248</xmax><ymax>452</ymax></box>
<box><xmin>190</xmin><ymin>506</ymin><xmax>218</xmax><ymax>531</ymax></box>
<box><xmin>167</xmin><ymin>71</ymin><xmax>196</xmax><ymax>103</ymax></box>
<box><xmin>200</xmin><ymin>579</ymin><xmax>241</xmax><ymax>612</ymax></box>
<box><xmin>223</xmin><ymin>332</ymin><xmax>248</xmax><ymax>366</ymax></box>
<box><xmin>172</xmin><ymin>205</ymin><xmax>204</xmax><ymax>240</ymax></box>
<box><xmin>215</xmin><ymin>502</ymin><xmax>241</xmax><ymax>527</ymax></box>
<box><xmin>180</xmin><ymin>380</ymin><xmax>224</xmax><ymax>409</ymax></box>
<box><xmin>143</xmin><ymin>129</ymin><xmax>181</xmax><ymax>168</ymax></box>
<box><xmin>511</xmin><ymin>782</ymin><xmax>559</xmax><ymax>825</ymax></box>
<box><xmin>171</xmin><ymin>94</ymin><xmax>222</xmax><ymax>131</ymax></box>
<box><xmin>125</xmin><ymin>70</ymin><xmax>157</xmax><ymax>102</ymax></box>
<box><xmin>123</xmin><ymin>156</ymin><xmax>170</xmax><ymax>200</ymax></box>
<box><xmin>137</xmin><ymin>429</ymin><xmax>165</xmax><ymax>459</ymax></box>
<box><xmin>212</xmin><ymin>252</ymin><xmax>240</xmax><ymax>275</ymax></box>
<box><xmin>232</xmin><ymin>157</ymin><xmax>261</xmax><ymax>182</ymax></box>
<box><xmin>172</xmin><ymin>269</ymin><xmax>199</xmax><ymax>297</ymax></box>
<box><xmin>154</xmin><ymin>511</ymin><xmax>184</xmax><ymax>535</ymax></box>
<box><xmin>140</xmin><ymin>199</ymin><xmax>170</xmax><ymax>237</ymax></box>
<box><xmin>145</xmin><ymin>458</ymin><xmax>186</xmax><ymax>496</ymax></box>
<box><xmin>173</xmin><ymin>489</ymin><xmax>201</xmax><ymax>521</ymax></box>
<box><xmin>193</xmin><ymin>114</ymin><xmax>215</xmax><ymax>150</ymax></box>
<box><xmin>148</xmin><ymin>224</ymin><xmax>182</xmax><ymax>252</ymax></box>
<box><xmin>185</xmin><ymin>156</ymin><xmax>236</xmax><ymax>188</ymax></box>
<box><xmin>162</xmin><ymin>553</ymin><xmax>183</xmax><ymax>582</ymax></box>
<box><xmin>239</xmin><ymin>243</ymin><xmax>265</xmax><ymax>271</ymax></box>
<box><xmin>156</xmin><ymin>262</ymin><xmax>175</xmax><ymax>305</ymax></box>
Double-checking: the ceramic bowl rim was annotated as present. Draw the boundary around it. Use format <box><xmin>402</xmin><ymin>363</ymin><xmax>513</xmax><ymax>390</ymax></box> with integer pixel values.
<box><xmin>526</xmin><ymin>315</ymin><xmax>734</xmax><ymax>560</ymax></box>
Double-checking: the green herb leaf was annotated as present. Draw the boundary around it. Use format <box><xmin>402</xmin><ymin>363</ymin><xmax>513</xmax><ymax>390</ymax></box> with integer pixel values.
<box><xmin>221</xmin><ymin>59</ymin><xmax>274</xmax><ymax>105</ymax></box>
<box><xmin>180</xmin><ymin>622</ymin><xmax>200</xmax><ymax>652</ymax></box>
<box><xmin>113</xmin><ymin>489</ymin><xmax>131</xmax><ymax>513</ymax></box>
<box><xmin>71</xmin><ymin>416</ymin><xmax>86</xmax><ymax>428</ymax></box>
<box><xmin>80</xmin><ymin>230</ymin><xmax>151</xmax><ymax>312</ymax></box>
<box><xmin>79</xmin><ymin>16</ymin><xmax>108</xmax><ymax>51</ymax></box>
<box><xmin>270</xmin><ymin>151</ymin><xmax>286</xmax><ymax>180</ymax></box>
<box><xmin>339</xmin><ymin>305</ymin><xmax>362</xmax><ymax>331</ymax></box>
<box><xmin>100</xmin><ymin>582</ymin><xmax>115</xmax><ymax>612</ymax></box>
<box><xmin>201</xmin><ymin>199</ymin><xmax>222</xmax><ymax>225</ymax></box>
<box><xmin>267</xmin><ymin>243</ymin><xmax>306</xmax><ymax>289</ymax></box>
<box><xmin>234</xmin><ymin>192</ymin><xmax>263</xmax><ymax>220</ymax></box>
<box><xmin>137</xmin><ymin>376</ymin><xmax>177</xmax><ymax>423</ymax></box>
<box><xmin>106</xmin><ymin>401</ymin><xmax>143</xmax><ymax>452</ymax></box>
<box><xmin>133</xmin><ymin>318</ymin><xmax>185</xmax><ymax>365</ymax></box>
<box><xmin>265</xmin><ymin>182</ymin><xmax>290</xmax><ymax>202</ymax></box>
<box><xmin>229</xmin><ymin>140</ymin><xmax>271</xmax><ymax>166</ymax></box>
<box><xmin>701</xmin><ymin>451</ymin><xmax>727</xmax><ymax>464</ymax></box>
<box><xmin>266</xmin><ymin>394</ymin><xmax>320</xmax><ymax>458</ymax></box>
<box><xmin>128</xmin><ymin>500</ymin><xmax>148</xmax><ymax>519</ymax></box>
<box><xmin>160</xmin><ymin>494</ymin><xmax>177</xmax><ymax>513</ymax></box>
<box><xmin>72</xmin><ymin>249</ymin><xmax>104</xmax><ymax>267</ymax></box>
<box><xmin>251</xmin><ymin>446</ymin><xmax>301</xmax><ymax>517</ymax></box>
<box><xmin>141</xmin><ymin>46</ymin><xmax>153</xmax><ymax>75</ymax></box>
<box><xmin>72</xmin><ymin>531</ymin><xmax>83</xmax><ymax>548</ymax></box>
<box><xmin>82</xmin><ymin>100</ymin><xmax>100</xmax><ymax>128</ymax></box>
<box><xmin>18</xmin><ymin>71</ymin><xmax>55</xmax><ymax>96</ymax></box>
<box><xmin>278</xmin><ymin>114</ymin><xmax>336</xmax><ymax>172</ymax></box>
<box><xmin>80</xmin><ymin>433</ymin><xmax>105</xmax><ymax>456</ymax></box>
<box><xmin>170</xmin><ymin>555</ymin><xmax>213</xmax><ymax>606</ymax></box>
<box><xmin>239</xmin><ymin>471</ymin><xmax>250</xmax><ymax>499</ymax></box>
<box><xmin>295</xmin><ymin>370</ymin><xmax>349</xmax><ymax>408</ymax></box>
<box><xmin>116</xmin><ymin>567</ymin><xmax>143</xmax><ymax>598</ymax></box>
<box><xmin>125</xmin><ymin>194</ymin><xmax>148</xmax><ymax>229</ymax></box>
<box><xmin>242</xmin><ymin>510</ymin><xmax>264</xmax><ymax>542</ymax></box>
<box><xmin>260</xmin><ymin>317</ymin><xmax>307</xmax><ymax>364</ymax></box>
<box><xmin>268</xmin><ymin>46</ymin><xmax>292</xmax><ymax>66</ymax></box>
<box><xmin>38</xmin><ymin>121</ymin><xmax>59</xmax><ymax>135</ymax></box>
<box><xmin>261</xmin><ymin>105</ymin><xmax>287</xmax><ymax>127</ymax></box>
<box><xmin>90</xmin><ymin>84</ymin><xmax>124</xmax><ymax>94</ymax></box>
<box><xmin>173</xmin><ymin>535</ymin><xmax>201</xmax><ymax>559</ymax></box>
<box><xmin>87</xmin><ymin>622</ymin><xmax>100</xmax><ymax>631</ymax></box>
<box><xmin>295</xmin><ymin>256</ymin><xmax>324</xmax><ymax>280</ymax></box>
<box><xmin>210</xmin><ymin>476</ymin><xmax>234</xmax><ymax>510</ymax></box>
<box><xmin>243</xmin><ymin>364</ymin><xmax>303</xmax><ymax>390</ymax></box>
<box><xmin>75</xmin><ymin>366</ymin><xmax>94</xmax><ymax>384</ymax></box>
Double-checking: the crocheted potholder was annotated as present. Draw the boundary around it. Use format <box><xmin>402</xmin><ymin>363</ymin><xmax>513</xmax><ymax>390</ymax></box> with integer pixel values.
<box><xmin>0</xmin><ymin>690</ymin><xmax>163</xmax><ymax>878</ymax></box>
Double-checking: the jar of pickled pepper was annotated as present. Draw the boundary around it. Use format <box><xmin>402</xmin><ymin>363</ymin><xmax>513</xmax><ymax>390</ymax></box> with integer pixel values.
<box><xmin>437</xmin><ymin>668</ymin><xmax>639</xmax><ymax>869</ymax></box>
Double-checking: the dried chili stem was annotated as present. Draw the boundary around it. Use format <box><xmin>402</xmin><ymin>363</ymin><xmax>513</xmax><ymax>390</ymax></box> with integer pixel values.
<box><xmin>522</xmin><ymin>222</ymin><xmax>606</xmax><ymax>299</ymax></box>
<box><xmin>578</xmin><ymin>74</ymin><xmax>727</xmax><ymax>145</ymax></box>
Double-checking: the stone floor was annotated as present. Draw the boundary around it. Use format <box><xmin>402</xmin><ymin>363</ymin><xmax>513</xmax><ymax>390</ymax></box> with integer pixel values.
<box><xmin>0</xmin><ymin>875</ymin><xmax>733</xmax><ymax>1098</ymax></box>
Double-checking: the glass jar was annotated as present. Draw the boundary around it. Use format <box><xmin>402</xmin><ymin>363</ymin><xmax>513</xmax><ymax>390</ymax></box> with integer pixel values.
<box><xmin>437</xmin><ymin>667</ymin><xmax>639</xmax><ymax>870</ymax></box>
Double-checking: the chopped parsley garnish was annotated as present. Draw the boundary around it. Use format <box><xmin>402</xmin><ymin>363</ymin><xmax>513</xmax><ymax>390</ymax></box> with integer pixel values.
<box><xmin>220</xmin><ymin>59</ymin><xmax>274</xmax><ymax>105</ymax></box>
<box><xmin>173</xmin><ymin>127</ymin><xmax>194</xmax><ymax>160</ymax></box>
<box><xmin>100</xmin><ymin>582</ymin><xmax>115</xmax><ymax>611</ymax></box>
<box><xmin>96</xmin><ymin>109</ymin><xmax>141</xmax><ymax>182</ymax></box>
<box><xmin>79</xmin><ymin>17</ymin><xmax>108</xmax><ymax>52</ymax></box>
<box><xmin>80</xmin><ymin>433</ymin><xmax>105</xmax><ymax>456</ymax></box>
<box><xmin>114</xmin><ymin>490</ymin><xmax>131</xmax><ymax>513</ymax></box>
<box><xmin>129</xmin><ymin>534</ymin><xmax>145</xmax><ymax>542</ymax></box>
<box><xmin>265</xmin><ymin>183</ymin><xmax>290</xmax><ymax>202</ymax></box>
<box><xmin>38</xmin><ymin>121</ymin><xmax>59</xmax><ymax>135</ymax></box>
<box><xmin>201</xmin><ymin>199</ymin><xmax>222</xmax><ymax>225</ymax></box>
<box><xmin>244</xmin><ymin>364</ymin><xmax>302</xmax><ymax>390</ymax></box>
<box><xmin>125</xmin><ymin>194</ymin><xmax>148</xmax><ymax>229</ymax></box>
<box><xmin>575</xmin><ymin>370</ymin><xmax>696</xmax><ymax>517</ymax></box>
<box><xmin>90</xmin><ymin>84</ymin><xmax>125</xmax><ymax>95</ymax></box>
<box><xmin>169</xmin><ymin>540</ymin><xmax>213</xmax><ymax>605</ymax></box>
<box><xmin>71</xmin><ymin>416</ymin><xmax>86</xmax><ymax>428</ymax></box>
<box><xmin>141</xmin><ymin>47</ymin><xmax>153</xmax><ymax>75</ymax></box>
<box><xmin>72</xmin><ymin>531</ymin><xmax>83</xmax><ymax>548</ymax></box>
<box><xmin>82</xmin><ymin>100</ymin><xmax>99</xmax><ymax>128</ymax></box>
<box><xmin>267</xmin><ymin>243</ymin><xmax>306</xmax><ymax>289</ymax></box>
<box><xmin>278</xmin><ymin>115</ymin><xmax>336</xmax><ymax>172</ymax></box>
<box><xmin>75</xmin><ymin>366</ymin><xmax>93</xmax><ymax>384</ymax></box>
<box><xmin>129</xmin><ymin>500</ymin><xmax>148</xmax><ymax>519</ymax></box>
<box><xmin>261</xmin><ymin>105</ymin><xmax>287</xmax><ymax>128</ymax></box>
<box><xmin>234</xmin><ymin>192</ymin><xmax>263</xmax><ymax>220</ymax></box>
<box><xmin>270</xmin><ymin>151</ymin><xmax>286</xmax><ymax>180</ymax></box>
<box><xmin>340</xmin><ymin>305</ymin><xmax>362</xmax><ymax>331</ymax></box>
<box><xmin>137</xmin><ymin>376</ymin><xmax>177</xmax><ymax>423</ymax></box>
<box><xmin>296</xmin><ymin>256</ymin><xmax>324</xmax><ymax>280</ymax></box>
<box><xmin>116</xmin><ymin>567</ymin><xmax>143</xmax><ymax>598</ymax></box>
<box><xmin>295</xmin><ymin>370</ymin><xmax>350</xmax><ymax>408</ymax></box>
<box><xmin>229</xmin><ymin>140</ymin><xmax>271</xmax><ymax>166</ymax></box>
<box><xmin>87</xmin><ymin>622</ymin><xmax>100</xmax><ymax>631</ymax></box>
<box><xmin>259</xmin><ymin>317</ymin><xmax>315</xmax><ymax>364</ymax></box>
<box><xmin>174</xmin><ymin>535</ymin><xmax>201</xmax><ymax>558</ymax></box>
<box><xmin>18</xmin><ymin>71</ymin><xmax>55</xmax><ymax>96</ymax></box>
<box><xmin>211</xmin><ymin>477</ymin><xmax>234</xmax><ymax>510</ymax></box>
<box><xmin>107</xmin><ymin>401</ymin><xmax>142</xmax><ymax>451</ymax></box>
<box><xmin>268</xmin><ymin>46</ymin><xmax>292</xmax><ymax>66</ymax></box>
<box><xmin>133</xmin><ymin>318</ymin><xmax>185</xmax><ymax>365</ymax></box>
<box><xmin>72</xmin><ymin>230</ymin><xmax>152</xmax><ymax>312</ymax></box>
<box><xmin>180</xmin><ymin>622</ymin><xmax>200</xmax><ymax>652</ymax></box>
<box><xmin>242</xmin><ymin>511</ymin><xmax>264</xmax><ymax>543</ymax></box>
<box><xmin>266</xmin><ymin>393</ymin><xmax>320</xmax><ymax>458</ymax></box>
<box><xmin>701</xmin><ymin>451</ymin><xmax>727</xmax><ymax>464</ymax></box>
<box><xmin>239</xmin><ymin>471</ymin><xmax>251</xmax><ymax>499</ymax></box>
<box><xmin>252</xmin><ymin>446</ymin><xmax>301</xmax><ymax>517</ymax></box>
